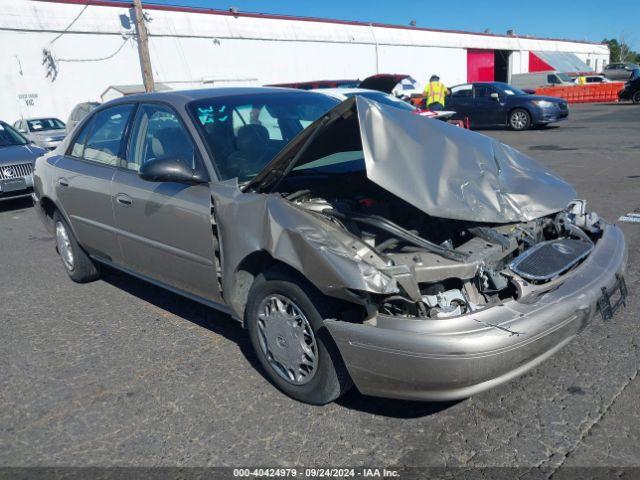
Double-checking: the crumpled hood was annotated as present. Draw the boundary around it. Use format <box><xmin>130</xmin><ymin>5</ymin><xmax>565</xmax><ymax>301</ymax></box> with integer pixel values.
<box><xmin>250</xmin><ymin>96</ymin><xmax>576</xmax><ymax>224</ymax></box>
<box><xmin>0</xmin><ymin>144</ymin><xmax>46</xmax><ymax>165</ymax></box>
<box><xmin>356</xmin><ymin>96</ymin><xmax>576</xmax><ymax>223</ymax></box>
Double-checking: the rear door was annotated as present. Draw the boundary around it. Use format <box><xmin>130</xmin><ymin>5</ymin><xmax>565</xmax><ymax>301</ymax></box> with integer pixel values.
<box><xmin>473</xmin><ymin>84</ymin><xmax>505</xmax><ymax>126</ymax></box>
<box><xmin>447</xmin><ymin>84</ymin><xmax>474</xmax><ymax>121</ymax></box>
<box><xmin>54</xmin><ymin>104</ymin><xmax>134</xmax><ymax>263</ymax></box>
<box><xmin>111</xmin><ymin>102</ymin><xmax>221</xmax><ymax>302</ymax></box>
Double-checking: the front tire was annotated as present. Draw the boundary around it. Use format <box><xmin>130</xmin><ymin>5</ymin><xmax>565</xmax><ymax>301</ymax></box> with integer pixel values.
<box><xmin>53</xmin><ymin>212</ymin><xmax>100</xmax><ymax>283</ymax></box>
<box><xmin>632</xmin><ymin>91</ymin><xmax>640</xmax><ymax>104</ymax></box>
<box><xmin>245</xmin><ymin>268</ymin><xmax>352</xmax><ymax>405</ymax></box>
<box><xmin>509</xmin><ymin>108</ymin><xmax>531</xmax><ymax>130</ymax></box>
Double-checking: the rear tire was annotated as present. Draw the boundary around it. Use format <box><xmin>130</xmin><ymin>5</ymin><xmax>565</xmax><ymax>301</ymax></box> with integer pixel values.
<box><xmin>509</xmin><ymin>108</ymin><xmax>531</xmax><ymax>130</ymax></box>
<box><xmin>632</xmin><ymin>91</ymin><xmax>640</xmax><ymax>104</ymax></box>
<box><xmin>53</xmin><ymin>212</ymin><xmax>100</xmax><ymax>283</ymax></box>
<box><xmin>245</xmin><ymin>268</ymin><xmax>352</xmax><ymax>405</ymax></box>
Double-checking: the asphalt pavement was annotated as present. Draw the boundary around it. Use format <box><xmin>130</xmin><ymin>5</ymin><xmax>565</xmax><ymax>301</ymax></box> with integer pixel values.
<box><xmin>1</xmin><ymin>103</ymin><xmax>639</xmax><ymax>475</ymax></box>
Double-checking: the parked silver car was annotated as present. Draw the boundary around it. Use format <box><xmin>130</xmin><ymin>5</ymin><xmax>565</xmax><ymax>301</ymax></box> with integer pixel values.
<box><xmin>602</xmin><ymin>62</ymin><xmax>640</xmax><ymax>80</ymax></box>
<box><xmin>0</xmin><ymin>121</ymin><xmax>46</xmax><ymax>201</ymax></box>
<box><xmin>33</xmin><ymin>88</ymin><xmax>628</xmax><ymax>404</ymax></box>
<box><xmin>66</xmin><ymin>101</ymin><xmax>100</xmax><ymax>135</ymax></box>
<box><xmin>13</xmin><ymin>118</ymin><xmax>66</xmax><ymax>150</ymax></box>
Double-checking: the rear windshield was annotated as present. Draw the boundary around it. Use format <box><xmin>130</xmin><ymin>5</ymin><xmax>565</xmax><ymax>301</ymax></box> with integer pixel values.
<box><xmin>27</xmin><ymin>118</ymin><xmax>65</xmax><ymax>132</ymax></box>
<box><xmin>0</xmin><ymin>121</ymin><xmax>28</xmax><ymax>147</ymax></box>
<box><xmin>188</xmin><ymin>92</ymin><xmax>338</xmax><ymax>182</ymax></box>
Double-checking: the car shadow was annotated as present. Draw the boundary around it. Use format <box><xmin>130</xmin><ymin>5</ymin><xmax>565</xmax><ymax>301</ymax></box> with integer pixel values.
<box><xmin>0</xmin><ymin>196</ymin><xmax>33</xmax><ymax>212</ymax></box>
<box><xmin>336</xmin><ymin>389</ymin><xmax>461</xmax><ymax>418</ymax></box>
<box><xmin>100</xmin><ymin>265</ymin><xmax>460</xmax><ymax>418</ymax></box>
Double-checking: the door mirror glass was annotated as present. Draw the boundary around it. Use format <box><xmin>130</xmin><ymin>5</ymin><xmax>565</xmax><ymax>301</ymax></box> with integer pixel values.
<box><xmin>490</xmin><ymin>92</ymin><xmax>500</xmax><ymax>100</ymax></box>
<box><xmin>138</xmin><ymin>157</ymin><xmax>205</xmax><ymax>184</ymax></box>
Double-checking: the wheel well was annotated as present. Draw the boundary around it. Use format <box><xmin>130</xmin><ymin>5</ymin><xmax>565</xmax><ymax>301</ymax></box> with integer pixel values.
<box><xmin>39</xmin><ymin>196</ymin><xmax>58</xmax><ymax>232</ymax></box>
<box><xmin>230</xmin><ymin>252</ymin><xmax>287</xmax><ymax>325</ymax></box>
<box><xmin>230</xmin><ymin>252</ymin><xmax>360</xmax><ymax>327</ymax></box>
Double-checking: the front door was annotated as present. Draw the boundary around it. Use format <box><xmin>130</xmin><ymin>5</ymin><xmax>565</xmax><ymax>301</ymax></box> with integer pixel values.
<box><xmin>112</xmin><ymin>103</ymin><xmax>221</xmax><ymax>302</ymax></box>
<box><xmin>54</xmin><ymin>103</ymin><xmax>135</xmax><ymax>263</ymax></box>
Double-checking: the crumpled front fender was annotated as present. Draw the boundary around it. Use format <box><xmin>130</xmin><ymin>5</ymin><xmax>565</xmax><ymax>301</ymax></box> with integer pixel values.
<box><xmin>210</xmin><ymin>181</ymin><xmax>395</xmax><ymax>319</ymax></box>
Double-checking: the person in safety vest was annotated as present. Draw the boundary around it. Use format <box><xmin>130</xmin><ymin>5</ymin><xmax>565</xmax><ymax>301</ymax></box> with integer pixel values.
<box><xmin>576</xmin><ymin>75</ymin><xmax>587</xmax><ymax>85</ymax></box>
<box><xmin>423</xmin><ymin>74</ymin><xmax>449</xmax><ymax>111</ymax></box>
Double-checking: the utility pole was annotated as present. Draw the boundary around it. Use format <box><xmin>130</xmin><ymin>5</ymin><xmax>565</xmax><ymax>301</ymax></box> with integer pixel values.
<box><xmin>132</xmin><ymin>0</ymin><xmax>155</xmax><ymax>92</ymax></box>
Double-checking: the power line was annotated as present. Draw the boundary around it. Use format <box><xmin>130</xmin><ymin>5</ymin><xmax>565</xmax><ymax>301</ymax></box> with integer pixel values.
<box><xmin>56</xmin><ymin>38</ymin><xmax>130</xmax><ymax>62</ymax></box>
<box><xmin>49</xmin><ymin>4</ymin><xmax>89</xmax><ymax>45</ymax></box>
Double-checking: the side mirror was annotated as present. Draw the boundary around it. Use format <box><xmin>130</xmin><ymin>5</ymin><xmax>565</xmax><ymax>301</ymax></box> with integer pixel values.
<box><xmin>138</xmin><ymin>157</ymin><xmax>205</xmax><ymax>184</ymax></box>
<box><xmin>490</xmin><ymin>92</ymin><xmax>500</xmax><ymax>100</ymax></box>
<box><xmin>19</xmin><ymin>128</ymin><xmax>28</xmax><ymax>133</ymax></box>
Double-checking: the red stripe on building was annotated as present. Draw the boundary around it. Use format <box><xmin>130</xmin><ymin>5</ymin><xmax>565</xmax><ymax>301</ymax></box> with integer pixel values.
<box><xmin>528</xmin><ymin>52</ymin><xmax>554</xmax><ymax>72</ymax></box>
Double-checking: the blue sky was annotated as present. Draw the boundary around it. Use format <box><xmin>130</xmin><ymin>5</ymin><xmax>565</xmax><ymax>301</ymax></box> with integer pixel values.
<box><xmin>146</xmin><ymin>0</ymin><xmax>640</xmax><ymax>50</ymax></box>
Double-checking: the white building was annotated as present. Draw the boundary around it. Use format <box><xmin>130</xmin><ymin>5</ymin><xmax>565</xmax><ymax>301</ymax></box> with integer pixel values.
<box><xmin>0</xmin><ymin>0</ymin><xmax>610</xmax><ymax>123</ymax></box>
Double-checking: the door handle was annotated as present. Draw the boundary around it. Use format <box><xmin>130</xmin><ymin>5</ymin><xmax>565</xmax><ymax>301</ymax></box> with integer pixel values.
<box><xmin>115</xmin><ymin>193</ymin><xmax>133</xmax><ymax>207</ymax></box>
<box><xmin>57</xmin><ymin>178</ymin><xmax>69</xmax><ymax>187</ymax></box>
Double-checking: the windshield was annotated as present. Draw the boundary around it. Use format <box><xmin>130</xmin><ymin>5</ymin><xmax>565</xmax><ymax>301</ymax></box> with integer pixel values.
<box><xmin>343</xmin><ymin>91</ymin><xmax>416</xmax><ymax>112</ymax></box>
<box><xmin>0</xmin><ymin>121</ymin><xmax>28</xmax><ymax>147</ymax></box>
<box><xmin>189</xmin><ymin>92</ymin><xmax>339</xmax><ymax>182</ymax></box>
<box><xmin>556</xmin><ymin>72</ymin><xmax>573</xmax><ymax>82</ymax></box>
<box><xmin>27</xmin><ymin>118</ymin><xmax>65</xmax><ymax>132</ymax></box>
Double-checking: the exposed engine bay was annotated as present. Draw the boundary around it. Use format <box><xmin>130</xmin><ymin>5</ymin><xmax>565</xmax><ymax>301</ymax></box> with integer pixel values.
<box><xmin>279</xmin><ymin>171</ymin><xmax>601</xmax><ymax>320</ymax></box>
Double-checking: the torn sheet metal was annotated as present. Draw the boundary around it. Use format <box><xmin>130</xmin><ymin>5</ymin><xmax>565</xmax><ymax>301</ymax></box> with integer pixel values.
<box><xmin>211</xmin><ymin>180</ymin><xmax>397</xmax><ymax>318</ymax></box>
<box><xmin>355</xmin><ymin>96</ymin><xmax>577</xmax><ymax>223</ymax></box>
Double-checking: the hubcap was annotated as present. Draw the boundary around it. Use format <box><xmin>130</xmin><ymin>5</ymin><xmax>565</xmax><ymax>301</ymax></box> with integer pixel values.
<box><xmin>55</xmin><ymin>221</ymin><xmax>75</xmax><ymax>271</ymax></box>
<box><xmin>256</xmin><ymin>294</ymin><xmax>318</xmax><ymax>385</ymax></box>
<box><xmin>511</xmin><ymin>111</ymin><xmax>528</xmax><ymax>129</ymax></box>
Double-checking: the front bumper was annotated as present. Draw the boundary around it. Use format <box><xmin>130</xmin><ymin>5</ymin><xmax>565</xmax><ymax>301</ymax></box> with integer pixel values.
<box><xmin>0</xmin><ymin>174</ymin><xmax>34</xmax><ymax>202</ymax></box>
<box><xmin>325</xmin><ymin>224</ymin><xmax>627</xmax><ymax>401</ymax></box>
<box><xmin>536</xmin><ymin>107</ymin><xmax>569</xmax><ymax>124</ymax></box>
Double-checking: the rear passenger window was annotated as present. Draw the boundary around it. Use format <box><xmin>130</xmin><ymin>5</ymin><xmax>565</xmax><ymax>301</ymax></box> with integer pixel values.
<box><xmin>72</xmin><ymin>105</ymin><xmax>134</xmax><ymax>166</ymax></box>
<box><xmin>451</xmin><ymin>85</ymin><xmax>472</xmax><ymax>97</ymax></box>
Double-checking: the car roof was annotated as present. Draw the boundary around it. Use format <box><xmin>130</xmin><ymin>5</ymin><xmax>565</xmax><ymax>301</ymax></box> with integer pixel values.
<box><xmin>313</xmin><ymin>87</ymin><xmax>382</xmax><ymax>98</ymax></box>
<box><xmin>105</xmin><ymin>87</ymin><xmax>320</xmax><ymax>108</ymax></box>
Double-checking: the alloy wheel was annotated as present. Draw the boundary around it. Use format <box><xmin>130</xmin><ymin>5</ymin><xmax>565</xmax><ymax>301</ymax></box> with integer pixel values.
<box><xmin>256</xmin><ymin>294</ymin><xmax>318</xmax><ymax>385</ymax></box>
<box><xmin>510</xmin><ymin>111</ymin><xmax>529</xmax><ymax>130</ymax></box>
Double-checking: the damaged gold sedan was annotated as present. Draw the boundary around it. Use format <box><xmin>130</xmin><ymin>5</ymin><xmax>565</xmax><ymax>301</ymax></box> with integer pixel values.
<box><xmin>33</xmin><ymin>89</ymin><xmax>628</xmax><ymax>404</ymax></box>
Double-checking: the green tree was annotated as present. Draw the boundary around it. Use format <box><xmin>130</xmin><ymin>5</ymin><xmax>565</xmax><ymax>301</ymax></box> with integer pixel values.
<box><xmin>602</xmin><ymin>37</ymin><xmax>640</xmax><ymax>63</ymax></box>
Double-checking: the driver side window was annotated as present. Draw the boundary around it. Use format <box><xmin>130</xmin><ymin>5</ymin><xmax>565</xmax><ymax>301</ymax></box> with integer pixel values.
<box><xmin>474</xmin><ymin>85</ymin><xmax>496</xmax><ymax>98</ymax></box>
<box><xmin>126</xmin><ymin>104</ymin><xmax>197</xmax><ymax>172</ymax></box>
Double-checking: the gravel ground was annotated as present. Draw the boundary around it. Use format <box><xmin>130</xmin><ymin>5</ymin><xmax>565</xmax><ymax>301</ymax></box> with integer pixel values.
<box><xmin>0</xmin><ymin>103</ymin><xmax>638</xmax><ymax>476</ymax></box>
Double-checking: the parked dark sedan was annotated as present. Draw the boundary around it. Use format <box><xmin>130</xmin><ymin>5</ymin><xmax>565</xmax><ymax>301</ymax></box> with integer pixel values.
<box><xmin>618</xmin><ymin>77</ymin><xmax>640</xmax><ymax>104</ymax></box>
<box><xmin>446</xmin><ymin>82</ymin><xmax>569</xmax><ymax>130</ymax></box>
<box><xmin>0</xmin><ymin>121</ymin><xmax>46</xmax><ymax>202</ymax></box>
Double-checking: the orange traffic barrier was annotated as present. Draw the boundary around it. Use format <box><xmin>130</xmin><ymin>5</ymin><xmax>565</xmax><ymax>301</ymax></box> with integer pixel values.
<box><xmin>535</xmin><ymin>82</ymin><xmax>624</xmax><ymax>104</ymax></box>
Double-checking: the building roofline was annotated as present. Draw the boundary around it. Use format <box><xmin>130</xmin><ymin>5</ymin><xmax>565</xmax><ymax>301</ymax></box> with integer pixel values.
<box><xmin>34</xmin><ymin>0</ymin><xmax>607</xmax><ymax>47</ymax></box>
